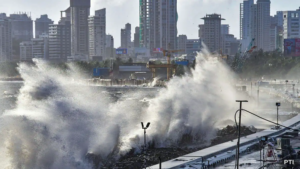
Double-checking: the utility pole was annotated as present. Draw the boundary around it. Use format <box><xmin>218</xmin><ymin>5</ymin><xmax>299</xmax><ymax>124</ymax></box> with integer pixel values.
<box><xmin>236</xmin><ymin>100</ymin><xmax>248</xmax><ymax>169</ymax></box>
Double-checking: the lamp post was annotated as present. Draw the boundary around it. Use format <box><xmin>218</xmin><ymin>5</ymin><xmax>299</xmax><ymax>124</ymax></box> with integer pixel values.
<box><xmin>286</xmin><ymin>80</ymin><xmax>289</xmax><ymax>92</ymax></box>
<box><xmin>141</xmin><ymin>122</ymin><xmax>150</xmax><ymax>169</ymax></box>
<box><xmin>293</xmin><ymin>84</ymin><xmax>295</xmax><ymax>97</ymax></box>
<box><xmin>236</xmin><ymin>100</ymin><xmax>248</xmax><ymax>169</ymax></box>
<box><xmin>276</xmin><ymin>102</ymin><xmax>281</xmax><ymax>129</ymax></box>
<box><xmin>257</xmin><ymin>82</ymin><xmax>260</xmax><ymax>107</ymax></box>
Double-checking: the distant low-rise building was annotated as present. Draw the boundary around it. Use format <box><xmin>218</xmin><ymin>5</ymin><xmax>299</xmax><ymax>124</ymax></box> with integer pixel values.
<box><xmin>186</xmin><ymin>39</ymin><xmax>202</xmax><ymax>61</ymax></box>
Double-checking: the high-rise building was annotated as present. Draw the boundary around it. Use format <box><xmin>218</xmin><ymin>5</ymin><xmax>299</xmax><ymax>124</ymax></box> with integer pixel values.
<box><xmin>48</xmin><ymin>8</ymin><xmax>71</xmax><ymax>62</ymax></box>
<box><xmin>201</xmin><ymin>14</ymin><xmax>224</xmax><ymax>53</ymax></box>
<box><xmin>177</xmin><ymin>35</ymin><xmax>187</xmax><ymax>54</ymax></box>
<box><xmin>240</xmin><ymin>0</ymin><xmax>254</xmax><ymax>41</ymax></box>
<box><xmin>283</xmin><ymin>10</ymin><xmax>300</xmax><ymax>40</ymax></box>
<box><xmin>121</xmin><ymin>23</ymin><xmax>131</xmax><ymax>49</ymax></box>
<box><xmin>139</xmin><ymin>0</ymin><xmax>178</xmax><ymax>50</ymax></box>
<box><xmin>35</xmin><ymin>15</ymin><xmax>53</xmax><ymax>38</ymax></box>
<box><xmin>221</xmin><ymin>25</ymin><xmax>230</xmax><ymax>35</ymax></box>
<box><xmin>88</xmin><ymin>8</ymin><xmax>106</xmax><ymax>60</ymax></box>
<box><xmin>134</xmin><ymin>27</ymin><xmax>140</xmax><ymax>48</ymax></box>
<box><xmin>106</xmin><ymin>34</ymin><xmax>114</xmax><ymax>58</ymax></box>
<box><xmin>32</xmin><ymin>33</ymin><xmax>49</xmax><ymax>59</ymax></box>
<box><xmin>9</xmin><ymin>13</ymin><xmax>33</xmax><ymax>60</ymax></box>
<box><xmin>106</xmin><ymin>35</ymin><xmax>114</xmax><ymax>48</ymax></box>
<box><xmin>198</xmin><ymin>24</ymin><xmax>205</xmax><ymax>39</ymax></box>
<box><xmin>20</xmin><ymin>41</ymin><xmax>32</xmax><ymax>61</ymax></box>
<box><xmin>0</xmin><ymin>14</ymin><xmax>12</xmax><ymax>62</ymax></box>
<box><xmin>256</xmin><ymin>0</ymin><xmax>271</xmax><ymax>51</ymax></box>
<box><xmin>9</xmin><ymin>13</ymin><xmax>33</xmax><ymax>42</ymax></box>
<box><xmin>70</xmin><ymin>0</ymin><xmax>91</xmax><ymax>58</ymax></box>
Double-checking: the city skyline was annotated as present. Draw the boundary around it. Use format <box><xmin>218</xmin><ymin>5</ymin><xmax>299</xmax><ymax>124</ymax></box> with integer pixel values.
<box><xmin>0</xmin><ymin>0</ymin><xmax>299</xmax><ymax>48</ymax></box>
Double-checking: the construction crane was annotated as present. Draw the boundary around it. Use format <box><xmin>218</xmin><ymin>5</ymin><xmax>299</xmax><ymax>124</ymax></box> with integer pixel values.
<box><xmin>163</xmin><ymin>48</ymin><xmax>184</xmax><ymax>80</ymax></box>
<box><xmin>147</xmin><ymin>44</ymin><xmax>183</xmax><ymax>80</ymax></box>
<box><xmin>234</xmin><ymin>38</ymin><xmax>257</xmax><ymax>72</ymax></box>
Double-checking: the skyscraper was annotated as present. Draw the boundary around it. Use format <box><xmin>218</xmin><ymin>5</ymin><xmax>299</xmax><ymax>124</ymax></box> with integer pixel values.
<box><xmin>139</xmin><ymin>0</ymin><xmax>178</xmax><ymax>50</ymax></box>
<box><xmin>134</xmin><ymin>27</ymin><xmax>140</xmax><ymax>48</ymax></box>
<box><xmin>9</xmin><ymin>13</ymin><xmax>33</xmax><ymax>42</ymax></box>
<box><xmin>256</xmin><ymin>0</ymin><xmax>271</xmax><ymax>51</ymax></box>
<box><xmin>88</xmin><ymin>8</ymin><xmax>106</xmax><ymax>60</ymax></box>
<box><xmin>35</xmin><ymin>15</ymin><xmax>53</xmax><ymax>38</ymax></box>
<box><xmin>0</xmin><ymin>14</ymin><xmax>12</xmax><ymax>62</ymax></box>
<box><xmin>201</xmin><ymin>14</ymin><xmax>224</xmax><ymax>53</ymax></box>
<box><xmin>48</xmin><ymin>8</ymin><xmax>71</xmax><ymax>62</ymax></box>
<box><xmin>121</xmin><ymin>23</ymin><xmax>131</xmax><ymax>49</ymax></box>
<box><xmin>240</xmin><ymin>0</ymin><xmax>254</xmax><ymax>41</ymax></box>
<box><xmin>70</xmin><ymin>0</ymin><xmax>91</xmax><ymax>57</ymax></box>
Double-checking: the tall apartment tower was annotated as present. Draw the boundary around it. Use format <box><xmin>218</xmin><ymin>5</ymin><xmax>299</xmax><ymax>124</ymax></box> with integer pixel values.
<box><xmin>256</xmin><ymin>0</ymin><xmax>271</xmax><ymax>51</ymax></box>
<box><xmin>0</xmin><ymin>14</ymin><xmax>12</xmax><ymax>62</ymax></box>
<box><xmin>35</xmin><ymin>15</ymin><xmax>53</xmax><ymax>38</ymax></box>
<box><xmin>240</xmin><ymin>0</ymin><xmax>254</xmax><ymax>41</ymax></box>
<box><xmin>139</xmin><ymin>0</ymin><xmax>178</xmax><ymax>50</ymax></box>
<box><xmin>70</xmin><ymin>0</ymin><xmax>91</xmax><ymax>57</ymax></box>
<box><xmin>48</xmin><ymin>8</ymin><xmax>71</xmax><ymax>62</ymax></box>
<box><xmin>88</xmin><ymin>8</ymin><xmax>106</xmax><ymax>60</ymax></box>
<box><xmin>283</xmin><ymin>10</ymin><xmax>300</xmax><ymax>40</ymax></box>
<box><xmin>9</xmin><ymin>13</ymin><xmax>33</xmax><ymax>42</ymax></box>
<box><xmin>134</xmin><ymin>27</ymin><xmax>140</xmax><ymax>48</ymax></box>
<box><xmin>121</xmin><ymin>23</ymin><xmax>131</xmax><ymax>49</ymax></box>
<box><xmin>201</xmin><ymin>14</ymin><xmax>225</xmax><ymax>53</ymax></box>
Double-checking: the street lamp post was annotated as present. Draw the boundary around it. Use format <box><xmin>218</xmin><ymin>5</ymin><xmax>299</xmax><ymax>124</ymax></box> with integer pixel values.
<box><xmin>276</xmin><ymin>102</ymin><xmax>281</xmax><ymax>129</ymax></box>
<box><xmin>141</xmin><ymin>122</ymin><xmax>150</xmax><ymax>169</ymax></box>
<box><xmin>236</xmin><ymin>100</ymin><xmax>248</xmax><ymax>169</ymax></box>
<box><xmin>293</xmin><ymin>84</ymin><xmax>295</xmax><ymax>97</ymax></box>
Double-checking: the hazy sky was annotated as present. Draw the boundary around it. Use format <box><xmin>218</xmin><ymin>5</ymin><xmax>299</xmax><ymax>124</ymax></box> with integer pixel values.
<box><xmin>0</xmin><ymin>0</ymin><xmax>299</xmax><ymax>47</ymax></box>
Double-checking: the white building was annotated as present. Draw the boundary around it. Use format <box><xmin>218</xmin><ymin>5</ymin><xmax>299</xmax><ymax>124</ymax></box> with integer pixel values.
<box><xmin>20</xmin><ymin>41</ymin><xmax>32</xmax><ymax>61</ymax></box>
<box><xmin>88</xmin><ymin>8</ymin><xmax>106</xmax><ymax>60</ymax></box>
<box><xmin>283</xmin><ymin>9</ymin><xmax>300</xmax><ymax>40</ymax></box>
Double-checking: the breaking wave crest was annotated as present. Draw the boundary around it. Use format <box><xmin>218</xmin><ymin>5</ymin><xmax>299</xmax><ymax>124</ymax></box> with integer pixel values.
<box><xmin>0</xmin><ymin>49</ymin><xmax>237</xmax><ymax>168</ymax></box>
